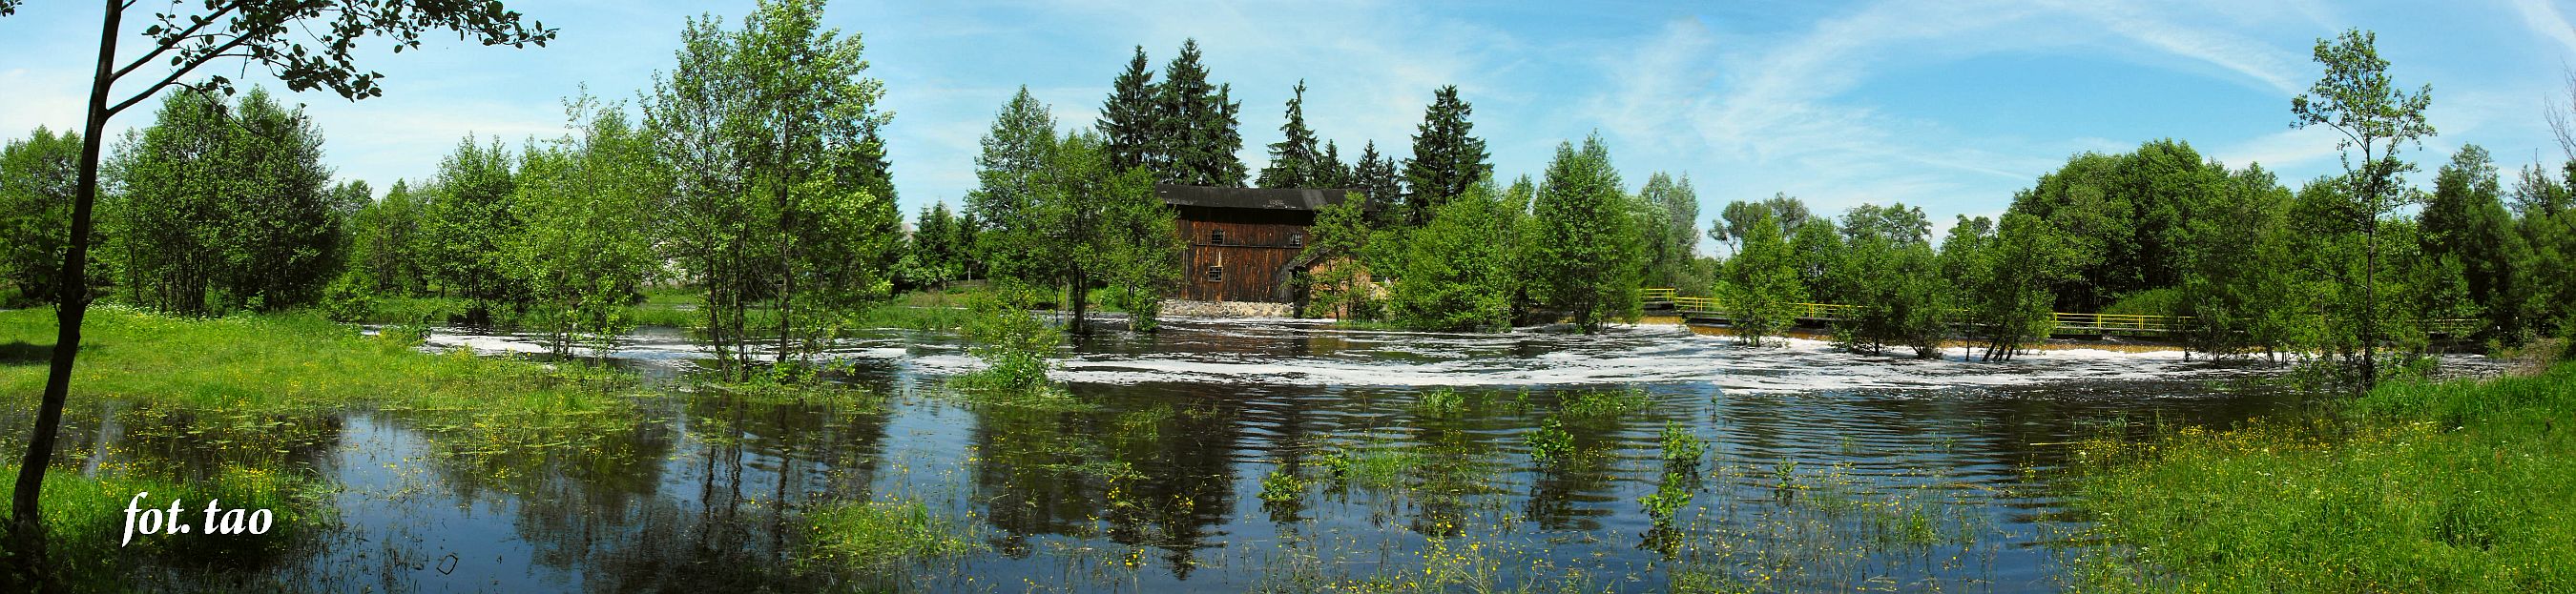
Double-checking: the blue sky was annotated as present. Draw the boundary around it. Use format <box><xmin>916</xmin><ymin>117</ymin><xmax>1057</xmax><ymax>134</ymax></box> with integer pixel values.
<box><xmin>5</xmin><ymin>1</ymin><xmax>2573</xmax><ymax>254</ymax></box>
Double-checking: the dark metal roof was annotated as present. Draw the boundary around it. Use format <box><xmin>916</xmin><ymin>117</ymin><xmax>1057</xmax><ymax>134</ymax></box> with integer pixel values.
<box><xmin>1155</xmin><ymin>184</ymin><xmax>1360</xmax><ymax>212</ymax></box>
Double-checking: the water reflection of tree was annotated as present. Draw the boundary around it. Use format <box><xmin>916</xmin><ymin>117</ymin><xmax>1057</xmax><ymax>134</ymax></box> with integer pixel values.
<box><xmin>390</xmin><ymin>388</ymin><xmax>900</xmax><ymax>590</ymax></box>
<box><xmin>968</xmin><ymin>383</ymin><xmax>1244</xmax><ymax>580</ymax></box>
<box><xmin>1521</xmin><ymin>413</ymin><xmax>1639</xmax><ymax>533</ymax></box>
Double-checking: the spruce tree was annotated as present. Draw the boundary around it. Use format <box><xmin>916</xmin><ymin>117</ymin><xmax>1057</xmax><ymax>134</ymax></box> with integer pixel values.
<box><xmin>1401</xmin><ymin>85</ymin><xmax>1491</xmax><ymax>227</ymax></box>
<box><xmin>1354</xmin><ymin>141</ymin><xmax>1405</xmax><ymax>228</ymax></box>
<box><xmin>1153</xmin><ymin>39</ymin><xmax>1245</xmax><ymax>186</ymax></box>
<box><xmin>1318</xmin><ymin>140</ymin><xmax>1351</xmax><ymax>188</ymax></box>
<box><xmin>1097</xmin><ymin>46</ymin><xmax>1158</xmax><ymax>174</ymax></box>
<box><xmin>1258</xmin><ymin>80</ymin><xmax>1326</xmax><ymax>189</ymax></box>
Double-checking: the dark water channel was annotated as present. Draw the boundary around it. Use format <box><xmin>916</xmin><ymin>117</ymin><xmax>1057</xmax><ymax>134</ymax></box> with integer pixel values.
<box><xmin>54</xmin><ymin>317</ymin><xmax>2415</xmax><ymax>592</ymax></box>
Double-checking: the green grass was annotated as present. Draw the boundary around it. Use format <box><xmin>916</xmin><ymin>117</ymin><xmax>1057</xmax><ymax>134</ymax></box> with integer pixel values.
<box><xmin>2063</xmin><ymin>362</ymin><xmax>2576</xmax><ymax>593</ymax></box>
<box><xmin>1556</xmin><ymin>387</ymin><xmax>1651</xmax><ymax>420</ymax></box>
<box><xmin>0</xmin><ymin>306</ymin><xmax>645</xmax><ymax>470</ymax></box>
<box><xmin>797</xmin><ymin>497</ymin><xmax>987</xmax><ymax>574</ymax></box>
<box><xmin>0</xmin><ymin>465</ymin><xmax>331</xmax><ymax>592</ymax></box>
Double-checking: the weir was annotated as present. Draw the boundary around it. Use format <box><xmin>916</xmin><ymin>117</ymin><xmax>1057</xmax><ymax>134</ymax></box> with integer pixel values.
<box><xmin>1640</xmin><ymin>288</ymin><xmax>2482</xmax><ymax>339</ymax></box>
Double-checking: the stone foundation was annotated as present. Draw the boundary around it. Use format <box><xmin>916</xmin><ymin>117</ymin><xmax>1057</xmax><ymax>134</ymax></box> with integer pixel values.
<box><xmin>1159</xmin><ymin>299</ymin><xmax>1295</xmax><ymax>318</ymax></box>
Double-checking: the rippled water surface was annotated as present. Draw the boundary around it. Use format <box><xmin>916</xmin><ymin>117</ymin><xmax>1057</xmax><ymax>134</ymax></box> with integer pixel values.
<box><xmin>60</xmin><ymin>316</ymin><xmax>2467</xmax><ymax>591</ymax></box>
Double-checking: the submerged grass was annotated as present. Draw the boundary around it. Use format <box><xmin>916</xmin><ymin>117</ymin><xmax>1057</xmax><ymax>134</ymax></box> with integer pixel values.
<box><xmin>798</xmin><ymin>496</ymin><xmax>988</xmax><ymax>574</ymax></box>
<box><xmin>2063</xmin><ymin>362</ymin><xmax>2576</xmax><ymax>593</ymax></box>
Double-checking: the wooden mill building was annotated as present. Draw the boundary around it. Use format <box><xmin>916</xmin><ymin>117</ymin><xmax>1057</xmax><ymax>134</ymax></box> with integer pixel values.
<box><xmin>1156</xmin><ymin>184</ymin><xmax>1361</xmax><ymax>304</ymax></box>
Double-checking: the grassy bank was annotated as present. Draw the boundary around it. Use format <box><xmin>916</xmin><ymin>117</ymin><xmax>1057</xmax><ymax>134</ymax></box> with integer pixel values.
<box><xmin>2064</xmin><ymin>362</ymin><xmax>2576</xmax><ymax>592</ymax></box>
<box><xmin>0</xmin><ymin>305</ymin><xmax>646</xmax><ymax>475</ymax></box>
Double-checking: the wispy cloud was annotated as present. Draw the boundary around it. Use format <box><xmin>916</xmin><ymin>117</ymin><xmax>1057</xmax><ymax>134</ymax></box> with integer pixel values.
<box><xmin>2510</xmin><ymin>0</ymin><xmax>2576</xmax><ymax>57</ymax></box>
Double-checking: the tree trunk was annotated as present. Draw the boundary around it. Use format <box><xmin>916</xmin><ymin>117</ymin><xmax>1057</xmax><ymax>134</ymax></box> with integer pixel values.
<box><xmin>1069</xmin><ymin>265</ymin><xmax>1090</xmax><ymax>335</ymax></box>
<box><xmin>12</xmin><ymin>0</ymin><xmax>122</xmax><ymax>559</ymax></box>
<box><xmin>2361</xmin><ymin>215</ymin><xmax>2379</xmax><ymax>393</ymax></box>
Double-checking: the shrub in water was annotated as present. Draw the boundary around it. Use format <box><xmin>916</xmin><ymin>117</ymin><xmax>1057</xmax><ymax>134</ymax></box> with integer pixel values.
<box><xmin>1527</xmin><ymin>417</ymin><xmax>1574</xmax><ymax>464</ymax></box>
<box><xmin>954</xmin><ymin>282</ymin><xmax>1063</xmax><ymax>399</ymax></box>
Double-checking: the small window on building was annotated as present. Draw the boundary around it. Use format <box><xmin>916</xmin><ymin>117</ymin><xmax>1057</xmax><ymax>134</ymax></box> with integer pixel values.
<box><xmin>1289</xmin><ymin>234</ymin><xmax>1304</xmax><ymax>247</ymax></box>
<box><xmin>1205</xmin><ymin>265</ymin><xmax>1224</xmax><ymax>282</ymax></box>
<box><xmin>1209</xmin><ymin>229</ymin><xmax>1226</xmax><ymax>245</ymax></box>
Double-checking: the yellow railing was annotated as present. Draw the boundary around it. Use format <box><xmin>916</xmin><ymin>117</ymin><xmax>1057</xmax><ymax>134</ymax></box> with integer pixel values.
<box><xmin>1647</xmin><ymin>288</ymin><xmax>2485</xmax><ymax>338</ymax></box>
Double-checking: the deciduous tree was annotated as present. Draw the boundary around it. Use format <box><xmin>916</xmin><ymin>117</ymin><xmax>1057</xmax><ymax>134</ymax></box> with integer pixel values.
<box><xmin>2290</xmin><ymin>29</ymin><xmax>2435</xmax><ymax>392</ymax></box>
<box><xmin>1527</xmin><ymin>133</ymin><xmax>1641</xmax><ymax>333</ymax></box>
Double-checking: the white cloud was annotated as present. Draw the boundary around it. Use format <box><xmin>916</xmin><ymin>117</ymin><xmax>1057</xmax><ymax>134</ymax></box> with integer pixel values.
<box><xmin>2510</xmin><ymin>0</ymin><xmax>2576</xmax><ymax>58</ymax></box>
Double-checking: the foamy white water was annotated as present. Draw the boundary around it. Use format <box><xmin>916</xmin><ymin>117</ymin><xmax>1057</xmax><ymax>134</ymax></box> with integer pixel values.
<box><xmin>409</xmin><ymin>315</ymin><xmax>2494</xmax><ymax>394</ymax></box>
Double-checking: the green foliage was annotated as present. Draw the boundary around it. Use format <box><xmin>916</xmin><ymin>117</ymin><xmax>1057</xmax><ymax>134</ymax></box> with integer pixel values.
<box><xmin>955</xmin><ymin>282</ymin><xmax>1065</xmax><ymax>399</ymax></box>
<box><xmin>798</xmin><ymin>497</ymin><xmax>988</xmax><ymax>573</ymax></box>
<box><xmin>1257</xmin><ymin>80</ymin><xmax>1348</xmax><ymax>190</ymax></box>
<box><xmin>1296</xmin><ymin>198</ymin><xmax>1380</xmax><ymax>319</ymax></box>
<box><xmin>507</xmin><ymin>92</ymin><xmax>661</xmax><ymax>355</ymax></box>
<box><xmin>106</xmin><ymin>88</ymin><xmax>342</xmax><ymax>316</ymax></box>
<box><xmin>2169</xmin><ymin>165</ymin><xmax>2310</xmax><ymax>359</ymax></box>
<box><xmin>1353</xmin><ymin>141</ymin><xmax>1407</xmax><ymax>230</ymax></box>
<box><xmin>644</xmin><ymin>0</ymin><xmax>900</xmax><ymax>375</ymax></box>
<box><xmin>1636</xmin><ymin>173</ymin><xmax>1701</xmax><ymax>290</ymax></box>
<box><xmin>972</xmin><ymin>92</ymin><xmax>1182</xmax><ymax>334</ymax></box>
<box><xmin>1658</xmin><ymin>421</ymin><xmax>1705</xmax><ymax>467</ymax></box>
<box><xmin>2067</xmin><ymin>364</ymin><xmax>2576</xmax><ymax>593</ymax></box>
<box><xmin>1709</xmin><ymin>193</ymin><xmax>1812</xmax><ymax>256</ymax></box>
<box><xmin>0</xmin><ymin>127</ymin><xmax>84</xmax><ymax>307</ymax></box>
<box><xmin>1390</xmin><ymin>180</ymin><xmax>1515</xmax><ymax>332</ymax></box>
<box><xmin>2422</xmin><ymin>145</ymin><xmax>2541</xmax><ymax>344</ymax></box>
<box><xmin>1258</xmin><ymin>465</ymin><xmax>1309</xmax><ymax>504</ymax></box>
<box><xmin>1785</xmin><ymin>218</ymin><xmax>1843</xmax><ymax>300</ymax></box>
<box><xmin>1827</xmin><ymin>203</ymin><xmax>1947</xmax><ymax>357</ymax></box>
<box><xmin>966</xmin><ymin>87</ymin><xmax>1059</xmax><ymax>281</ymax></box>
<box><xmin>1719</xmin><ymin>211</ymin><xmax>1803</xmax><ymax>346</ymax></box>
<box><xmin>1410</xmin><ymin>388</ymin><xmax>1466</xmax><ymax>417</ymax></box>
<box><xmin>1097</xmin><ymin>46</ymin><xmax>1160</xmax><ymax>174</ymax></box>
<box><xmin>1525</xmin><ymin>416</ymin><xmax>1573</xmax><ymax>464</ymax></box>
<box><xmin>1151</xmin><ymin>39</ymin><xmax>1247</xmax><ymax>186</ymax></box>
<box><xmin>1557</xmin><ymin>387</ymin><xmax>1649</xmax><ymax>420</ymax></box>
<box><xmin>896</xmin><ymin>202</ymin><xmax>968</xmax><ymax>292</ymax></box>
<box><xmin>1401</xmin><ymin>86</ymin><xmax>1493</xmax><ymax>227</ymax></box>
<box><xmin>2289</xmin><ymin>28</ymin><xmax>2438</xmax><ymax>392</ymax></box>
<box><xmin>344</xmin><ymin>178</ymin><xmax>428</xmax><ymax>296</ymax></box>
<box><xmin>1638</xmin><ymin>470</ymin><xmax>1694</xmax><ymax>525</ymax></box>
<box><xmin>1061</xmin><ymin>133</ymin><xmax>1185</xmax><ymax>332</ymax></box>
<box><xmin>316</xmin><ymin>270</ymin><xmax>376</xmax><ymax>323</ymax></box>
<box><xmin>419</xmin><ymin>133</ymin><xmax>525</xmax><ymax>317</ymax></box>
<box><xmin>2007</xmin><ymin>140</ymin><xmax>2227</xmax><ymax>313</ymax></box>
<box><xmin>1527</xmin><ymin>133</ymin><xmax>1643</xmax><ymax>333</ymax></box>
<box><xmin>1958</xmin><ymin>213</ymin><xmax>2078</xmax><ymax>361</ymax></box>
<box><xmin>2286</xmin><ymin>177</ymin><xmax>2439</xmax><ymax>389</ymax></box>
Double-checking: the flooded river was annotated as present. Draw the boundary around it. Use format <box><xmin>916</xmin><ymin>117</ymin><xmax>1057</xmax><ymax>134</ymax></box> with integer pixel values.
<box><xmin>45</xmin><ymin>316</ymin><xmax>2464</xmax><ymax>592</ymax></box>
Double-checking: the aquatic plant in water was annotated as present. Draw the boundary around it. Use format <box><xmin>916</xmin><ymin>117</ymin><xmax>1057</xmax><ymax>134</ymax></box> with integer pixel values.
<box><xmin>1659</xmin><ymin>420</ymin><xmax>1705</xmax><ymax>468</ymax></box>
<box><xmin>799</xmin><ymin>497</ymin><xmax>988</xmax><ymax>574</ymax></box>
<box><xmin>1558</xmin><ymin>387</ymin><xmax>1651</xmax><ymax>420</ymax></box>
<box><xmin>1527</xmin><ymin>417</ymin><xmax>1574</xmax><ymax>464</ymax></box>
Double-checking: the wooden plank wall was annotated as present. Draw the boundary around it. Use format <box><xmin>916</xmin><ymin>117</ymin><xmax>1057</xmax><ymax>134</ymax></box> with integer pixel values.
<box><xmin>1174</xmin><ymin>206</ymin><xmax>1315</xmax><ymax>302</ymax></box>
